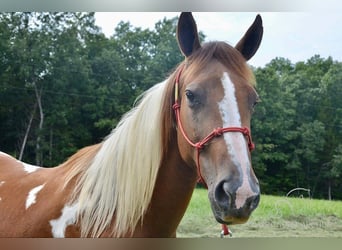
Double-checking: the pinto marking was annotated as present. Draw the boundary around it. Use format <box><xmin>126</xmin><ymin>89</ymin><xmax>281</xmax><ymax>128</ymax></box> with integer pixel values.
<box><xmin>218</xmin><ymin>72</ymin><xmax>257</xmax><ymax>209</ymax></box>
<box><xmin>49</xmin><ymin>203</ymin><xmax>78</xmax><ymax>238</ymax></box>
<box><xmin>0</xmin><ymin>152</ymin><xmax>40</xmax><ymax>173</ymax></box>
<box><xmin>26</xmin><ymin>184</ymin><xmax>45</xmax><ymax>209</ymax></box>
<box><xmin>0</xmin><ymin>181</ymin><xmax>4</xmax><ymax>203</ymax></box>
<box><xmin>21</xmin><ymin>162</ymin><xmax>41</xmax><ymax>174</ymax></box>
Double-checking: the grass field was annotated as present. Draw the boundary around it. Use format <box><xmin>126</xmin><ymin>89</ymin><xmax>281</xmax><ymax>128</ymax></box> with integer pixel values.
<box><xmin>177</xmin><ymin>188</ymin><xmax>342</xmax><ymax>238</ymax></box>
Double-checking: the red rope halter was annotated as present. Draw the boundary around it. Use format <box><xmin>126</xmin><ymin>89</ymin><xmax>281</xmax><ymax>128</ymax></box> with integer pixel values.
<box><xmin>172</xmin><ymin>65</ymin><xmax>255</xmax><ymax>237</ymax></box>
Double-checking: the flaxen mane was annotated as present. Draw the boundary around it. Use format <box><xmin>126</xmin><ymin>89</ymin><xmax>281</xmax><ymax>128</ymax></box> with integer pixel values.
<box><xmin>65</xmin><ymin>81</ymin><xmax>168</xmax><ymax>237</ymax></box>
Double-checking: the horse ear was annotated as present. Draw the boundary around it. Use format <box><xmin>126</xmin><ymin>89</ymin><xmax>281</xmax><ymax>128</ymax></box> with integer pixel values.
<box><xmin>177</xmin><ymin>12</ymin><xmax>201</xmax><ymax>57</ymax></box>
<box><xmin>235</xmin><ymin>14</ymin><xmax>263</xmax><ymax>61</ymax></box>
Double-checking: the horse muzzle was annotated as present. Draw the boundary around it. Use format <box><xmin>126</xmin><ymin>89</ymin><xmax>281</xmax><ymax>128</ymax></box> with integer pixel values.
<box><xmin>209</xmin><ymin>178</ymin><xmax>260</xmax><ymax>225</ymax></box>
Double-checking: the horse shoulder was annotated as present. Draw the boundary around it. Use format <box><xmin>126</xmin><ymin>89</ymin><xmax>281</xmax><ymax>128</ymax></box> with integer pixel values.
<box><xmin>0</xmin><ymin>152</ymin><xmax>78</xmax><ymax>237</ymax></box>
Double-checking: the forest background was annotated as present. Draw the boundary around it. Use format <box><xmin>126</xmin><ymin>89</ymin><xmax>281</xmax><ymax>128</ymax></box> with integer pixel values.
<box><xmin>0</xmin><ymin>13</ymin><xmax>341</xmax><ymax>200</ymax></box>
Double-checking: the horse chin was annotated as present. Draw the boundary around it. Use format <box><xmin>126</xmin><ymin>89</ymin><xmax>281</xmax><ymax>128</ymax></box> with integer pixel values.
<box><xmin>214</xmin><ymin>214</ymin><xmax>250</xmax><ymax>225</ymax></box>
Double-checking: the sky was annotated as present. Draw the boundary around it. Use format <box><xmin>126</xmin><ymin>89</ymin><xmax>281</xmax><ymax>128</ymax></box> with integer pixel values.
<box><xmin>94</xmin><ymin>12</ymin><xmax>341</xmax><ymax>68</ymax></box>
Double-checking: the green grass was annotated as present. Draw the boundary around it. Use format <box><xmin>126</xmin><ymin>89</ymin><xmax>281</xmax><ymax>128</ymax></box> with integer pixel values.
<box><xmin>177</xmin><ymin>188</ymin><xmax>342</xmax><ymax>238</ymax></box>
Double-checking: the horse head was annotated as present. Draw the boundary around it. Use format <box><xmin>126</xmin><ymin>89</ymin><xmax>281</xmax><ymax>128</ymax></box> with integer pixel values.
<box><xmin>174</xmin><ymin>12</ymin><xmax>263</xmax><ymax>225</ymax></box>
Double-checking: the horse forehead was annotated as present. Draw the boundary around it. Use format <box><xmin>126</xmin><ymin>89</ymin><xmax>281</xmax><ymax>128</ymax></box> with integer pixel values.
<box><xmin>195</xmin><ymin>69</ymin><xmax>246</xmax><ymax>101</ymax></box>
<box><xmin>184</xmin><ymin>66</ymin><xmax>226</xmax><ymax>96</ymax></box>
<box><xmin>187</xmin><ymin>62</ymin><xmax>246</xmax><ymax>95</ymax></box>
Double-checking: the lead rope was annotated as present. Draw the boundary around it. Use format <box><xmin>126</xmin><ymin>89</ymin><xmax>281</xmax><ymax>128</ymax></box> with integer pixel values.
<box><xmin>221</xmin><ymin>224</ymin><xmax>232</xmax><ymax>238</ymax></box>
<box><xmin>173</xmin><ymin>65</ymin><xmax>254</xmax><ymax>238</ymax></box>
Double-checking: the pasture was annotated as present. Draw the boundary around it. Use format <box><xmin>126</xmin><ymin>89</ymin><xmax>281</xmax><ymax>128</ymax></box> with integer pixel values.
<box><xmin>177</xmin><ymin>188</ymin><xmax>342</xmax><ymax>237</ymax></box>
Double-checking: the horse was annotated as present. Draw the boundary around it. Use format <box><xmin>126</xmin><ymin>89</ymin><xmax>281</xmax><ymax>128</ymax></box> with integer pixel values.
<box><xmin>0</xmin><ymin>12</ymin><xmax>263</xmax><ymax>237</ymax></box>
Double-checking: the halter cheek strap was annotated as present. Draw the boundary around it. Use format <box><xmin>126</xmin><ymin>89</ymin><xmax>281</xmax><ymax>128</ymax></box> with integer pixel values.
<box><xmin>172</xmin><ymin>65</ymin><xmax>255</xmax><ymax>237</ymax></box>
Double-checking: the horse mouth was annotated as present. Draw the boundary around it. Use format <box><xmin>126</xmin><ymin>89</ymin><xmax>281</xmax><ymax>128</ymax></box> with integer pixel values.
<box><xmin>214</xmin><ymin>213</ymin><xmax>250</xmax><ymax>225</ymax></box>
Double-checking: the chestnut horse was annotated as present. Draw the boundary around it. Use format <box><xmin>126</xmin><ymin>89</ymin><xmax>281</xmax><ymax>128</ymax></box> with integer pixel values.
<box><xmin>0</xmin><ymin>12</ymin><xmax>263</xmax><ymax>237</ymax></box>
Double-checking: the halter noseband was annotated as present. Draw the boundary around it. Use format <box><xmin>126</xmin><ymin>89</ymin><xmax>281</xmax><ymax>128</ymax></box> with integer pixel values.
<box><xmin>172</xmin><ymin>65</ymin><xmax>255</xmax><ymax>187</ymax></box>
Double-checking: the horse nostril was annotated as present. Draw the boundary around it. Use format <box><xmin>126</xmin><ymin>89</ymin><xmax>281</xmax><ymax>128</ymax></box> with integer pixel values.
<box><xmin>214</xmin><ymin>181</ymin><xmax>233</xmax><ymax>209</ymax></box>
<box><xmin>245</xmin><ymin>194</ymin><xmax>260</xmax><ymax>211</ymax></box>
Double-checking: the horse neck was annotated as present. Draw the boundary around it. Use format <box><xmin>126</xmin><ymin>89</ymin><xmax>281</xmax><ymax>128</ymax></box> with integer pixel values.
<box><xmin>127</xmin><ymin>73</ymin><xmax>199</xmax><ymax>237</ymax></box>
<box><xmin>131</xmin><ymin>140</ymin><xmax>198</xmax><ymax>237</ymax></box>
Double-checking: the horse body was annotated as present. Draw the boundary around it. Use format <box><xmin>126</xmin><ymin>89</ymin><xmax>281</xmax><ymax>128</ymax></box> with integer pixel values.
<box><xmin>0</xmin><ymin>12</ymin><xmax>263</xmax><ymax>237</ymax></box>
<box><xmin>0</xmin><ymin>81</ymin><xmax>198</xmax><ymax>237</ymax></box>
<box><xmin>0</xmin><ymin>88</ymin><xmax>198</xmax><ymax>237</ymax></box>
<box><xmin>0</xmin><ymin>151</ymin><xmax>76</xmax><ymax>237</ymax></box>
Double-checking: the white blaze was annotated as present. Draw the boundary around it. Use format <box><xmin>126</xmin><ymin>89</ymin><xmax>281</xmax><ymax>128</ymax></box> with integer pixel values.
<box><xmin>49</xmin><ymin>203</ymin><xmax>78</xmax><ymax>238</ymax></box>
<box><xmin>218</xmin><ymin>72</ymin><xmax>257</xmax><ymax>209</ymax></box>
<box><xmin>26</xmin><ymin>184</ymin><xmax>45</xmax><ymax>209</ymax></box>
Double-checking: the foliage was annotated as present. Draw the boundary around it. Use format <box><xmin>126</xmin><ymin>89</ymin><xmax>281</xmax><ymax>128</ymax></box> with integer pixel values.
<box><xmin>0</xmin><ymin>13</ymin><xmax>341</xmax><ymax>200</ymax></box>
<box><xmin>252</xmin><ymin>57</ymin><xmax>342</xmax><ymax>199</ymax></box>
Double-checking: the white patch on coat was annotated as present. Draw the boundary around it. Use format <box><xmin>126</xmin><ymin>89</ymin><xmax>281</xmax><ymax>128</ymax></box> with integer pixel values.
<box><xmin>0</xmin><ymin>181</ymin><xmax>3</xmax><ymax>203</ymax></box>
<box><xmin>0</xmin><ymin>151</ymin><xmax>40</xmax><ymax>173</ymax></box>
<box><xmin>218</xmin><ymin>72</ymin><xmax>257</xmax><ymax>209</ymax></box>
<box><xmin>21</xmin><ymin>162</ymin><xmax>41</xmax><ymax>173</ymax></box>
<box><xmin>26</xmin><ymin>184</ymin><xmax>45</xmax><ymax>209</ymax></box>
<box><xmin>49</xmin><ymin>203</ymin><xmax>78</xmax><ymax>238</ymax></box>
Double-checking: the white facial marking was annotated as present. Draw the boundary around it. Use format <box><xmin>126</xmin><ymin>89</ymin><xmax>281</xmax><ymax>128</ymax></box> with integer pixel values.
<box><xmin>21</xmin><ymin>162</ymin><xmax>41</xmax><ymax>173</ymax></box>
<box><xmin>26</xmin><ymin>184</ymin><xmax>45</xmax><ymax>209</ymax></box>
<box><xmin>218</xmin><ymin>72</ymin><xmax>257</xmax><ymax>209</ymax></box>
<box><xmin>50</xmin><ymin>203</ymin><xmax>78</xmax><ymax>238</ymax></box>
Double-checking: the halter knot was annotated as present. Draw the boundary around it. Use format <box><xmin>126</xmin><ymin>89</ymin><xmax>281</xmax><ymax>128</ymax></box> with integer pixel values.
<box><xmin>172</xmin><ymin>103</ymin><xmax>180</xmax><ymax>111</ymax></box>
<box><xmin>240</xmin><ymin>127</ymin><xmax>255</xmax><ymax>151</ymax></box>
<box><xmin>213</xmin><ymin>128</ymin><xmax>223</xmax><ymax>137</ymax></box>
<box><xmin>249</xmin><ymin>142</ymin><xmax>255</xmax><ymax>151</ymax></box>
<box><xmin>241</xmin><ymin>127</ymin><xmax>248</xmax><ymax>135</ymax></box>
<box><xmin>195</xmin><ymin>142</ymin><xmax>204</xmax><ymax>150</ymax></box>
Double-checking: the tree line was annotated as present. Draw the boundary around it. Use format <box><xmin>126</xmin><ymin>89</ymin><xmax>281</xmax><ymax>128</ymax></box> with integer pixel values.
<box><xmin>0</xmin><ymin>13</ymin><xmax>341</xmax><ymax>200</ymax></box>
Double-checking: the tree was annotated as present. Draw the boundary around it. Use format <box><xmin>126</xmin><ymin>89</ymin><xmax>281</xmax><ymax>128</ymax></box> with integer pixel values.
<box><xmin>323</xmin><ymin>145</ymin><xmax>342</xmax><ymax>200</ymax></box>
<box><xmin>318</xmin><ymin>62</ymin><xmax>342</xmax><ymax>199</ymax></box>
<box><xmin>0</xmin><ymin>13</ymin><xmax>100</xmax><ymax>166</ymax></box>
<box><xmin>252</xmin><ymin>58</ymin><xmax>297</xmax><ymax>194</ymax></box>
<box><xmin>252</xmin><ymin>56</ymin><xmax>341</xmax><ymax>199</ymax></box>
<box><xmin>0</xmin><ymin>13</ymin><xmax>341</xmax><ymax>200</ymax></box>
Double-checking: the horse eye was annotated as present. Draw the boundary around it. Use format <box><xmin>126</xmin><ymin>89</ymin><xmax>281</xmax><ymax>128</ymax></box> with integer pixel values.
<box><xmin>252</xmin><ymin>99</ymin><xmax>261</xmax><ymax>111</ymax></box>
<box><xmin>185</xmin><ymin>90</ymin><xmax>195</xmax><ymax>102</ymax></box>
